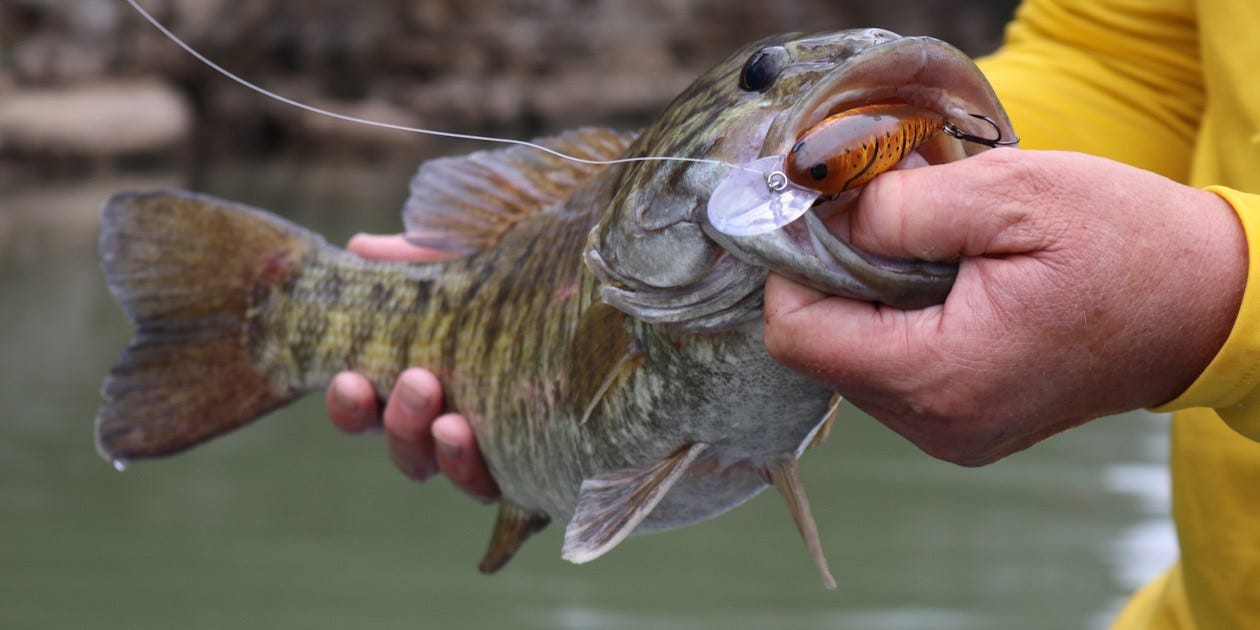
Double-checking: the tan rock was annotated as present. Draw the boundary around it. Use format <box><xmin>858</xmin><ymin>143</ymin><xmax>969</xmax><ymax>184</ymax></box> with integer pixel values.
<box><xmin>0</xmin><ymin>79</ymin><xmax>191</xmax><ymax>157</ymax></box>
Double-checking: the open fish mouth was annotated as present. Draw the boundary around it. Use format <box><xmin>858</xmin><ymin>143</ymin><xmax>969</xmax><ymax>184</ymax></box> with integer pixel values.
<box><xmin>768</xmin><ymin>36</ymin><xmax>1012</xmax><ymax>155</ymax></box>
<box><xmin>709</xmin><ymin>34</ymin><xmax>1015</xmax><ymax>309</ymax></box>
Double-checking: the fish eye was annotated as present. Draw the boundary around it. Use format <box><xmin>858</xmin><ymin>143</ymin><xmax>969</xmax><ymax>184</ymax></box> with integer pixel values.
<box><xmin>739</xmin><ymin>47</ymin><xmax>786</xmax><ymax>92</ymax></box>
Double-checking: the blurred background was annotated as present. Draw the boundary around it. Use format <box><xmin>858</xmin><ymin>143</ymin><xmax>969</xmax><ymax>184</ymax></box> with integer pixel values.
<box><xmin>1</xmin><ymin>1</ymin><xmax>1177</xmax><ymax>628</ymax></box>
<box><xmin>1</xmin><ymin>0</ymin><xmax>1020</xmax><ymax>177</ymax></box>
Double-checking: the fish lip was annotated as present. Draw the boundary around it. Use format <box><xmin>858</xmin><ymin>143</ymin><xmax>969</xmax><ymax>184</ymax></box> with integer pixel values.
<box><xmin>706</xmin><ymin>35</ymin><xmax>1007</xmax><ymax>308</ymax></box>
<box><xmin>761</xmin><ymin>35</ymin><xmax>1014</xmax><ymax>158</ymax></box>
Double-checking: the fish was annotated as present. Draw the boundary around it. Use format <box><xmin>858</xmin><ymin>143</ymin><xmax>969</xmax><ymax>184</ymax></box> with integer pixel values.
<box><xmin>95</xmin><ymin>28</ymin><xmax>1014</xmax><ymax>588</ymax></box>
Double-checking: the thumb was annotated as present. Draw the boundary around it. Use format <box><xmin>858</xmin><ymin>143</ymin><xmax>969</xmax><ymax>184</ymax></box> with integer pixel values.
<box><xmin>764</xmin><ymin>273</ymin><xmax>934</xmax><ymax>391</ymax></box>
<box><xmin>846</xmin><ymin>148</ymin><xmax>1037</xmax><ymax>261</ymax></box>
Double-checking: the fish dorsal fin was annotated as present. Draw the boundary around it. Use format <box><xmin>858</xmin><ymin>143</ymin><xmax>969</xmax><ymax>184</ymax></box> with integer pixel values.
<box><xmin>479</xmin><ymin>501</ymin><xmax>551</xmax><ymax>574</ymax></box>
<box><xmin>765</xmin><ymin>457</ymin><xmax>836</xmax><ymax>589</ymax></box>
<box><xmin>403</xmin><ymin>127</ymin><xmax>637</xmax><ymax>253</ymax></box>
<box><xmin>563</xmin><ymin>302</ymin><xmax>645</xmax><ymax>426</ymax></box>
<box><xmin>562</xmin><ymin>443</ymin><xmax>710</xmax><ymax>564</ymax></box>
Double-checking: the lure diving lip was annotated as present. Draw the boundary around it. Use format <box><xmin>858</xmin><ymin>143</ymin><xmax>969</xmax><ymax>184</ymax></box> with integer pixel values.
<box><xmin>705</xmin><ymin>156</ymin><xmax>822</xmax><ymax>237</ymax></box>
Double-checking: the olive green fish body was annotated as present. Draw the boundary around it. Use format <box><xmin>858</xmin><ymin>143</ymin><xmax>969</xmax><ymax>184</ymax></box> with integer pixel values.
<box><xmin>96</xmin><ymin>28</ymin><xmax>1017</xmax><ymax>585</ymax></box>
<box><xmin>233</xmin><ymin>174</ymin><xmax>829</xmax><ymax>527</ymax></box>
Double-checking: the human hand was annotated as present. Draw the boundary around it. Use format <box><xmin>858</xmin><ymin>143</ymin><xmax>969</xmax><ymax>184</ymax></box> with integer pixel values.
<box><xmin>764</xmin><ymin>149</ymin><xmax>1247</xmax><ymax>466</ymax></box>
<box><xmin>325</xmin><ymin>234</ymin><xmax>499</xmax><ymax>500</ymax></box>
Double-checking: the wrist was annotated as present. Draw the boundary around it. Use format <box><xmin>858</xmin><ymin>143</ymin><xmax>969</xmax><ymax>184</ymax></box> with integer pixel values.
<box><xmin>1147</xmin><ymin>186</ymin><xmax>1248</xmax><ymax>409</ymax></box>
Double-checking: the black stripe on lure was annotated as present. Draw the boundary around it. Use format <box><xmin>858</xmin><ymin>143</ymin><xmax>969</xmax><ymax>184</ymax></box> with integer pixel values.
<box><xmin>707</xmin><ymin>103</ymin><xmax>1017</xmax><ymax>237</ymax></box>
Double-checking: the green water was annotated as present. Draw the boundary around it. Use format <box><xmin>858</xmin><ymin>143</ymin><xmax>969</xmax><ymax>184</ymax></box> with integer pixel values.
<box><xmin>0</xmin><ymin>163</ymin><xmax>1174</xmax><ymax>629</ymax></box>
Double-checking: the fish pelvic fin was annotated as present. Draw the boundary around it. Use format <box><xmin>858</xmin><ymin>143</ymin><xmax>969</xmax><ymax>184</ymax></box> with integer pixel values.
<box><xmin>802</xmin><ymin>394</ymin><xmax>844</xmax><ymax>453</ymax></box>
<box><xmin>562</xmin><ymin>443</ymin><xmax>709</xmax><ymax>564</ymax></box>
<box><xmin>479</xmin><ymin>502</ymin><xmax>551</xmax><ymax>574</ymax></box>
<box><xmin>765</xmin><ymin>457</ymin><xmax>836</xmax><ymax>590</ymax></box>
<box><xmin>95</xmin><ymin>190</ymin><xmax>323</xmax><ymax>463</ymax></box>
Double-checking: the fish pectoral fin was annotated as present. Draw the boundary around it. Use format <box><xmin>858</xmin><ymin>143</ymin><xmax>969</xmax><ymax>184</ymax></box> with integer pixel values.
<box><xmin>562</xmin><ymin>443</ymin><xmax>709</xmax><ymax>564</ymax></box>
<box><xmin>765</xmin><ymin>457</ymin><xmax>837</xmax><ymax>590</ymax></box>
<box><xmin>479</xmin><ymin>502</ymin><xmax>551</xmax><ymax>574</ymax></box>
<box><xmin>563</xmin><ymin>302</ymin><xmax>644</xmax><ymax>427</ymax></box>
<box><xmin>402</xmin><ymin>127</ymin><xmax>637</xmax><ymax>254</ymax></box>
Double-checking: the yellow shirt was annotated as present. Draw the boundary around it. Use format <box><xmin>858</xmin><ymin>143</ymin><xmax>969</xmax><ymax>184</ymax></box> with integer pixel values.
<box><xmin>976</xmin><ymin>0</ymin><xmax>1260</xmax><ymax>626</ymax></box>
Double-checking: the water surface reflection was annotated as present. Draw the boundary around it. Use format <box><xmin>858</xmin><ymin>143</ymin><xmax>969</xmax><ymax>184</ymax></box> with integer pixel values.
<box><xmin>0</xmin><ymin>164</ymin><xmax>1173</xmax><ymax>629</ymax></box>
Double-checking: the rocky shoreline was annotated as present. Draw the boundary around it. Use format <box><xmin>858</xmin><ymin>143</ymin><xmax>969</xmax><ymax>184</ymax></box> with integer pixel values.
<box><xmin>0</xmin><ymin>0</ymin><xmax>1017</xmax><ymax>183</ymax></box>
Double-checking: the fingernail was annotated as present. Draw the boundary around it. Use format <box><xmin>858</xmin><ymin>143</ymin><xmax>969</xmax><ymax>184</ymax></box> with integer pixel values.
<box><xmin>332</xmin><ymin>381</ymin><xmax>377</xmax><ymax>433</ymax></box>
<box><xmin>331</xmin><ymin>380</ymin><xmax>357</xmax><ymax>412</ymax></box>
<box><xmin>435</xmin><ymin>434</ymin><xmax>461</xmax><ymax>462</ymax></box>
<box><xmin>399</xmin><ymin>379</ymin><xmax>429</xmax><ymax>416</ymax></box>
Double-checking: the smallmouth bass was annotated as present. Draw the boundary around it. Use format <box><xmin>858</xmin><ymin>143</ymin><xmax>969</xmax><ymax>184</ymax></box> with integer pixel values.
<box><xmin>95</xmin><ymin>29</ymin><xmax>1014</xmax><ymax>587</ymax></box>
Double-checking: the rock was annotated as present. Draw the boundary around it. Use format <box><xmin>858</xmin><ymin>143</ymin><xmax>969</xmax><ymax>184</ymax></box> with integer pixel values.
<box><xmin>0</xmin><ymin>79</ymin><xmax>191</xmax><ymax>157</ymax></box>
<box><xmin>0</xmin><ymin>0</ymin><xmax>1018</xmax><ymax>167</ymax></box>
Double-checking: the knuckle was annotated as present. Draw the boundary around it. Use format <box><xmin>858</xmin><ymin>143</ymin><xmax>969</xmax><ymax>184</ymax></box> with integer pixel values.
<box><xmin>762</xmin><ymin>318</ymin><xmax>793</xmax><ymax>362</ymax></box>
<box><xmin>987</xmin><ymin>150</ymin><xmax>1056</xmax><ymax>205</ymax></box>
<box><xmin>898</xmin><ymin>390</ymin><xmax>1006</xmax><ymax>466</ymax></box>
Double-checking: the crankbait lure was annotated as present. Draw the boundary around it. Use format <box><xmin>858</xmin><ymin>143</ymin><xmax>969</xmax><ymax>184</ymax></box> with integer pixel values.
<box><xmin>707</xmin><ymin>104</ymin><xmax>1017</xmax><ymax>237</ymax></box>
<box><xmin>786</xmin><ymin>104</ymin><xmax>944</xmax><ymax>195</ymax></box>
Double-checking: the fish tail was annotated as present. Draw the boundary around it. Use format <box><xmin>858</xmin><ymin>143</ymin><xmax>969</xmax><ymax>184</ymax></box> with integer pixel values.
<box><xmin>95</xmin><ymin>190</ymin><xmax>326</xmax><ymax>464</ymax></box>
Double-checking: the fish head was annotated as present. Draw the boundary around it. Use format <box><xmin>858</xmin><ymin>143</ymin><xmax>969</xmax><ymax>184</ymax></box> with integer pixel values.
<box><xmin>586</xmin><ymin>29</ymin><xmax>1014</xmax><ymax>330</ymax></box>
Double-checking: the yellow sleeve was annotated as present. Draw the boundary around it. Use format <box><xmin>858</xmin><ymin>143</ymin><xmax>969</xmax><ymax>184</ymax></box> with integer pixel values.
<box><xmin>974</xmin><ymin>0</ymin><xmax>1202</xmax><ymax>179</ymax></box>
<box><xmin>974</xmin><ymin>0</ymin><xmax>1260</xmax><ymax>440</ymax></box>
<box><xmin>1153</xmin><ymin>187</ymin><xmax>1260</xmax><ymax>442</ymax></box>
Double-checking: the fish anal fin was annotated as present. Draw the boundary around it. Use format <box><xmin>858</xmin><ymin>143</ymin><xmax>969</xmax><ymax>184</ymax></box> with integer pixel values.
<box><xmin>479</xmin><ymin>502</ymin><xmax>551</xmax><ymax>574</ymax></box>
<box><xmin>562</xmin><ymin>443</ymin><xmax>709</xmax><ymax>564</ymax></box>
<box><xmin>563</xmin><ymin>302</ymin><xmax>644</xmax><ymax>426</ymax></box>
<box><xmin>765</xmin><ymin>457</ymin><xmax>837</xmax><ymax>590</ymax></box>
<box><xmin>403</xmin><ymin>127</ymin><xmax>637</xmax><ymax>254</ymax></box>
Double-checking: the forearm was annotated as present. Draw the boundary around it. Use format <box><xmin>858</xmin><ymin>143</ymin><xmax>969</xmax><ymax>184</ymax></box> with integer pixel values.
<box><xmin>1155</xmin><ymin>188</ymin><xmax>1260</xmax><ymax>442</ymax></box>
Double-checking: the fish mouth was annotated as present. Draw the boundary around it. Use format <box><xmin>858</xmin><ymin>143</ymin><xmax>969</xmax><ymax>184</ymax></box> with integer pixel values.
<box><xmin>714</xmin><ymin>35</ymin><xmax>1015</xmax><ymax>309</ymax></box>
<box><xmin>767</xmin><ymin>35</ymin><xmax>1013</xmax><ymax>159</ymax></box>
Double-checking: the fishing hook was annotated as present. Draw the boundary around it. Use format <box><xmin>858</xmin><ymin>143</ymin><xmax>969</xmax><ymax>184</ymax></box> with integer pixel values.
<box><xmin>942</xmin><ymin>113</ymin><xmax>1020</xmax><ymax>148</ymax></box>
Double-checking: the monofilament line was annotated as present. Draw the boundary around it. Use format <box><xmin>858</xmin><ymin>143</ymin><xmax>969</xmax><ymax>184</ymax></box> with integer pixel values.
<box><xmin>123</xmin><ymin>0</ymin><xmax>743</xmax><ymax>172</ymax></box>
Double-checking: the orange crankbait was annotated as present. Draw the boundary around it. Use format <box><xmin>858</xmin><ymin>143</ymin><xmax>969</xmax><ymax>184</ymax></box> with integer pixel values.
<box><xmin>785</xmin><ymin>104</ymin><xmax>945</xmax><ymax>195</ymax></box>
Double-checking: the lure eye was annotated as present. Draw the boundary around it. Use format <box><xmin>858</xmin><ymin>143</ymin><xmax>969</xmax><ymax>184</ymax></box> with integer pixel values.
<box><xmin>739</xmin><ymin>47</ymin><xmax>786</xmax><ymax>92</ymax></box>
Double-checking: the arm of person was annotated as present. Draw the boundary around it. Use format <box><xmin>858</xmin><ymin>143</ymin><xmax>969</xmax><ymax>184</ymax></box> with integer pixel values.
<box><xmin>325</xmin><ymin>234</ymin><xmax>499</xmax><ymax>500</ymax></box>
<box><xmin>1151</xmin><ymin>186</ymin><xmax>1260</xmax><ymax>443</ymax></box>
<box><xmin>975</xmin><ymin>0</ymin><xmax>1260</xmax><ymax>442</ymax></box>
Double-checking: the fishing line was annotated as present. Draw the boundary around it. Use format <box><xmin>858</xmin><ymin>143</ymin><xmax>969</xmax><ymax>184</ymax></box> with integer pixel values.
<box><xmin>123</xmin><ymin>0</ymin><xmax>742</xmax><ymax>172</ymax></box>
<box><xmin>124</xmin><ymin>0</ymin><xmax>1015</xmax><ymax>238</ymax></box>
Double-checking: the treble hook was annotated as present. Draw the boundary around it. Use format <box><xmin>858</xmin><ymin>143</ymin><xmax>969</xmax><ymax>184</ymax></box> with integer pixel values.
<box><xmin>943</xmin><ymin>113</ymin><xmax>1020</xmax><ymax>148</ymax></box>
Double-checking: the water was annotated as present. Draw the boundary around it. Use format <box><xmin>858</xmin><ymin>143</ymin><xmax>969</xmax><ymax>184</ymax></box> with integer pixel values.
<box><xmin>0</xmin><ymin>162</ymin><xmax>1175</xmax><ymax>629</ymax></box>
